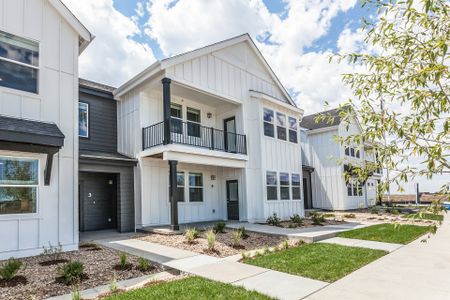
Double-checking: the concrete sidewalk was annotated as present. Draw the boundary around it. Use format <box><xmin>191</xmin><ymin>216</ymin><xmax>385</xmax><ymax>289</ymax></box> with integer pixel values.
<box><xmin>307</xmin><ymin>215</ymin><xmax>450</xmax><ymax>300</ymax></box>
<box><xmin>318</xmin><ymin>237</ymin><xmax>403</xmax><ymax>252</ymax></box>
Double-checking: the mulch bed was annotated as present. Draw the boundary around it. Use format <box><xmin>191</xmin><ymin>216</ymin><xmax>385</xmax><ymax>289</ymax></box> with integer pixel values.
<box><xmin>273</xmin><ymin>218</ymin><xmax>347</xmax><ymax>229</ymax></box>
<box><xmin>138</xmin><ymin>230</ymin><xmax>285</xmax><ymax>258</ymax></box>
<box><xmin>0</xmin><ymin>243</ymin><xmax>162</xmax><ymax>300</ymax></box>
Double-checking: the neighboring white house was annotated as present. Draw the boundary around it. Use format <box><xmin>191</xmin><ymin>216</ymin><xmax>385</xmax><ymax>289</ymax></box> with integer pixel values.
<box><xmin>114</xmin><ymin>34</ymin><xmax>305</xmax><ymax>228</ymax></box>
<box><xmin>300</xmin><ymin>107</ymin><xmax>382</xmax><ymax>210</ymax></box>
<box><xmin>0</xmin><ymin>0</ymin><xmax>92</xmax><ymax>259</ymax></box>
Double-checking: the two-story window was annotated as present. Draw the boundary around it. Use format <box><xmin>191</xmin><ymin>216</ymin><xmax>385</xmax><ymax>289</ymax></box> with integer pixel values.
<box><xmin>263</xmin><ymin>108</ymin><xmax>297</xmax><ymax>143</ymax></box>
<box><xmin>79</xmin><ymin>102</ymin><xmax>89</xmax><ymax>138</ymax></box>
<box><xmin>0</xmin><ymin>31</ymin><xmax>39</xmax><ymax>94</ymax></box>
<box><xmin>0</xmin><ymin>157</ymin><xmax>39</xmax><ymax>215</ymax></box>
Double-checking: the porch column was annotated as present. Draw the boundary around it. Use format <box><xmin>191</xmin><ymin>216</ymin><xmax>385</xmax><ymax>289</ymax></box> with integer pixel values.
<box><xmin>169</xmin><ymin>160</ymin><xmax>179</xmax><ymax>231</ymax></box>
<box><xmin>162</xmin><ymin>77</ymin><xmax>172</xmax><ymax>145</ymax></box>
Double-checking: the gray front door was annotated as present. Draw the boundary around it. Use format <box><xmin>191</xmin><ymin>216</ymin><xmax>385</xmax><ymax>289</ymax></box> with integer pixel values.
<box><xmin>226</xmin><ymin>180</ymin><xmax>239</xmax><ymax>220</ymax></box>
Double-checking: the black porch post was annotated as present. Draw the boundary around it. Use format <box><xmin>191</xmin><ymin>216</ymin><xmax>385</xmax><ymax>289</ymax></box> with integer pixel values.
<box><xmin>169</xmin><ymin>160</ymin><xmax>179</xmax><ymax>231</ymax></box>
<box><xmin>162</xmin><ymin>78</ymin><xmax>172</xmax><ymax>145</ymax></box>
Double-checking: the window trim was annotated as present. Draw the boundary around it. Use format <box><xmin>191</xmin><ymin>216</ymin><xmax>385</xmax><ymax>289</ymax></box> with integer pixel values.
<box><xmin>0</xmin><ymin>155</ymin><xmax>40</xmax><ymax>216</ymax></box>
<box><xmin>188</xmin><ymin>172</ymin><xmax>203</xmax><ymax>202</ymax></box>
<box><xmin>0</xmin><ymin>30</ymin><xmax>40</xmax><ymax>95</ymax></box>
<box><xmin>79</xmin><ymin>102</ymin><xmax>90</xmax><ymax>138</ymax></box>
<box><xmin>186</xmin><ymin>107</ymin><xmax>201</xmax><ymax>138</ymax></box>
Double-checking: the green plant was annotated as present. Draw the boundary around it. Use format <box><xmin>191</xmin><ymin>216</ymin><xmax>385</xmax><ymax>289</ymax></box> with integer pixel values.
<box><xmin>185</xmin><ymin>228</ymin><xmax>199</xmax><ymax>243</ymax></box>
<box><xmin>311</xmin><ymin>213</ymin><xmax>325</xmax><ymax>225</ymax></box>
<box><xmin>344</xmin><ymin>213</ymin><xmax>356</xmax><ymax>219</ymax></box>
<box><xmin>206</xmin><ymin>229</ymin><xmax>216</xmax><ymax>251</ymax></box>
<box><xmin>119</xmin><ymin>252</ymin><xmax>128</xmax><ymax>268</ymax></box>
<box><xmin>213</xmin><ymin>222</ymin><xmax>226</xmax><ymax>233</ymax></box>
<box><xmin>279</xmin><ymin>240</ymin><xmax>289</xmax><ymax>250</ymax></box>
<box><xmin>288</xmin><ymin>223</ymin><xmax>298</xmax><ymax>228</ymax></box>
<box><xmin>290</xmin><ymin>213</ymin><xmax>303</xmax><ymax>225</ymax></box>
<box><xmin>391</xmin><ymin>209</ymin><xmax>400</xmax><ymax>215</ymax></box>
<box><xmin>58</xmin><ymin>261</ymin><xmax>84</xmax><ymax>285</ymax></box>
<box><xmin>110</xmin><ymin>274</ymin><xmax>119</xmax><ymax>294</ymax></box>
<box><xmin>71</xmin><ymin>286</ymin><xmax>81</xmax><ymax>300</ymax></box>
<box><xmin>371</xmin><ymin>207</ymin><xmax>380</xmax><ymax>215</ymax></box>
<box><xmin>42</xmin><ymin>242</ymin><xmax>63</xmax><ymax>261</ymax></box>
<box><xmin>237</xmin><ymin>226</ymin><xmax>249</xmax><ymax>239</ymax></box>
<box><xmin>137</xmin><ymin>257</ymin><xmax>151</xmax><ymax>272</ymax></box>
<box><xmin>0</xmin><ymin>258</ymin><xmax>23</xmax><ymax>281</ymax></box>
<box><xmin>232</xmin><ymin>230</ymin><xmax>243</xmax><ymax>248</ymax></box>
<box><xmin>266</xmin><ymin>213</ymin><xmax>281</xmax><ymax>226</ymax></box>
<box><xmin>322</xmin><ymin>213</ymin><xmax>335</xmax><ymax>218</ymax></box>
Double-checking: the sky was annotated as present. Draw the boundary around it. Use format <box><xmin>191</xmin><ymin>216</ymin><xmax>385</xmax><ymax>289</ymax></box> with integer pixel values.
<box><xmin>62</xmin><ymin>0</ymin><xmax>447</xmax><ymax>194</ymax></box>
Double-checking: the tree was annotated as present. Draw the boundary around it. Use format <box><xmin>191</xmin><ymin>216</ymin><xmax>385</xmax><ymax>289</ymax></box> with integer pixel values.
<box><xmin>329</xmin><ymin>0</ymin><xmax>449</xmax><ymax>207</ymax></box>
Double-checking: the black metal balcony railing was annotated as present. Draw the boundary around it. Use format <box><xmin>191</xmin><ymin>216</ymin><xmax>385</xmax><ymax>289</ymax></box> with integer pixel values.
<box><xmin>143</xmin><ymin>119</ymin><xmax>247</xmax><ymax>155</ymax></box>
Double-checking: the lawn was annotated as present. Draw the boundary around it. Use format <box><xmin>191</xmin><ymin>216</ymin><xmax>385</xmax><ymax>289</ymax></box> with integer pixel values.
<box><xmin>243</xmin><ymin>243</ymin><xmax>387</xmax><ymax>282</ymax></box>
<box><xmin>104</xmin><ymin>276</ymin><xmax>274</xmax><ymax>300</ymax></box>
<box><xmin>337</xmin><ymin>223</ymin><xmax>432</xmax><ymax>244</ymax></box>
<box><xmin>403</xmin><ymin>213</ymin><xmax>444</xmax><ymax>221</ymax></box>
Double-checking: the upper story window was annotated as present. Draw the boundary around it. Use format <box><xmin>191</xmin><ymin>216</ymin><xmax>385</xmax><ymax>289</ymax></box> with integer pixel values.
<box><xmin>170</xmin><ymin>103</ymin><xmax>183</xmax><ymax>134</ymax></box>
<box><xmin>276</xmin><ymin>112</ymin><xmax>287</xmax><ymax>141</ymax></box>
<box><xmin>266</xmin><ymin>171</ymin><xmax>277</xmax><ymax>200</ymax></box>
<box><xmin>187</xmin><ymin>107</ymin><xmax>201</xmax><ymax>138</ymax></box>
<box><xmin>79</xmin><ymin>102</ymin><xmax>89</xmax><ymax>138</ymax></box>
<box><xmin>263</xmin><ymin>108</ymin><xmax>275</xmax><ymax>138</ymax></box>
<box><xmin>288</xmin><ymin>117</ymin><xmax>298</xmax><ymax>143</ymax></box>
<box><xmin>0</xmin><ymin>31</ymin><xmax>39</xmax><ymax>94</ymax></box>
<box><xmin>0</xmin><ymin>157</ymin><xmax>39</xmax><ymax>215</ymax></box>
<box><xmin>345</xmin><ymin>146</ymin><xmax>361</xmax><ymax>158</ymax></box>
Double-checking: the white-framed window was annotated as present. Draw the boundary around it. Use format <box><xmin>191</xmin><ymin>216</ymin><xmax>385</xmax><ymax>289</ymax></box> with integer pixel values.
<box><xmin>288</xmin><ymin>117</ymin><xmax>298</xmax><ymax>143</ymax></box>
<box><xmin>263</xmin><ymin>108</ymin><xmax>275</xmax><ymax>138</ymax></box>
<box><xmin>0</xmin><ymin>157</ymin><xmax>39</xmax><ymax>214</ymax></box>
<box><xmin>276</xmin><ymin>112</ymin><xmax>287</xmax><ymax>141</ymax></box>
<box><xmin>291</xmin><ymin>173</ymin><xmax>301</xmax><ymax>200</ymax></box>
<box><xmin>175</xmin><ymin>172</ymin><xmax>185</xmax><ymax>202</ymax></box>
<box><xmin>347</xmin><ymin>181</ymin><xmax>363</xmax><ymax>197</ymax></box>
<box><xmin>170</xmin><ymin>103</ymin><xmax>183</xmax><ymax>134</ymax></box>
<box><xmin>266</xmin><ymin>171</ymin><xmax>277</xmax><ymax>200</ymax></box>
<box><xmin>189</xmin><ymin>172</ymin><xmax>203</xmax><ymax>202</ymax></box>
<box><xmin>187</xmin><ymin>107</ymin><xmax>201</xmax><ymax>138</ymax></box>
<box><xmin>79</xmin><ymin>102</ymin><xmax>89</xmax><ymax>138</ymax></box>
<box><xmin>280</xmin><ymin>172</ymin><xmax>290</xmax><ymax>200</ymax></box>
<box><xmin>345</xmin><ymin>146</ymin><xmax>361</xmax><ymax>158</ymax></box>
<box><xmin>0</xmin><ymin>31</ymin><xmax>39</xmax><ymax>94</ymax></box>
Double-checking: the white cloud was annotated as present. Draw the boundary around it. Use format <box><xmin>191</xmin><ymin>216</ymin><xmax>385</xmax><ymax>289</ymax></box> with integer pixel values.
<box><xmin>337</xmin><ymin>27</ymin><xmax>365</xmax><ymax>53</ymax></box>
<box><xmin>62</xmin><ymin>0</ymin><xmax>156</xmax><ymax>87</ymax></box>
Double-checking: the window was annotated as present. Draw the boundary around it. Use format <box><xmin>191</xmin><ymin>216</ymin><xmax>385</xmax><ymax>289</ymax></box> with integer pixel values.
<box><xmin>345</xmin><ymin>147</ymin><xmax>350</xmax><ymax>156</ymax></box>
<box><xmin>266</xmin><ymin>171</ymin><xmax>277</xmax><ymax>200</ymax></box>
<box><xmin>187</xmin><ymin>107</ymin><xmax>201</xmax><ymax>138</ymax></box>
<box><xmin>288</xmin><ymin>117</ymin><xmax>298</xmax><ymax>143</ymax></box>
<box><xmin>189</xmin><ymin>172</ymin><xmax>203</xmax><ymax>202</ymax></box>
<box><xmin>276</xmin><ymin>112</ymin><xmax>286</xmax><ymax>140</ymax></box>
<box><xmin>347</xmin><ymin>181</ymin><xmax>363</xmax><ymax>197</ymax></box>
<box><xmin>350</xmin><ymin>148</ymin><xmax>355</xmax><ymax>157</ymax></box>
<box><xmin>291</xmin><ymin>173</ymin><xmax>301</xmax><ymax>200</ymax></box>
<box><xmin>355</xmin><ymin>149</ymin><xmax>360</xmax><ymax>158</ymax></box>
<box><xmin>170</xmin><ymin>103</ymin><xmax>183</xmax><ymax>134</ymax></box>
<box><xmin>263</xmin><ymin>108</ymin><xmax>274</xmax><ymax>137</ymax></box>
<box><xmin>280</xmin><ymin>172</ymin><xmax>290</xmax><ymax>200</ymax></box>
<box><xmin>0</xmin><ymin>31</ymin><xmax>39</xmax><ymax>94</ymax></box>
<box><xmin>0</xmin><ymin>157</ymin><xmax>38</xmax><ymax>214</ymax></box>
<box><xmin>79</xmin><ymin>102</ymin><xmax>89</xmax><ymax>138</ymax></box>
<box><xmin>347</xmin><ymin>183</ymin><xmax>353</xmax><ymax>196</ymax></box>
<box><xmin>358</xmin><ymin>182</ymin><xmax>363</xmax><ymax>196</ymax></box>
<box><xmin>175</xmin><ymin>172</ymin><xmax>185</xmax><ymax>202</ymax></box>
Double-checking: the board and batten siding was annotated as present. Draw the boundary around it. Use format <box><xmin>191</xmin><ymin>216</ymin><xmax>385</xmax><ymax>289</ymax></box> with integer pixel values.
<box><xmin>0</xmin><ymin>0</ymin><xmax>79</xmax><ymax>259</ymax></box>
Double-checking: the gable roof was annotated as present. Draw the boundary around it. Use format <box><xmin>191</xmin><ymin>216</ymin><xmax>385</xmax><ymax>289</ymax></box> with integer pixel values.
<box><xmin>300</xmin><ymin>107</ymin><xmax>348</xmax><ymax>130</ymax></box>
<box><xmin>50</xmin><ymin>0</ymin><xmax>93</xmax><ymax>53</ymax></box>
<box><xmin>115</xmin><ymin>34</ymin><xmax>296</xmax><ymax>107</ymax></box>
<box><xmin>79</xmin><ymin>78</ymin><xmax>115</xmax><ymax>97</ymax></box>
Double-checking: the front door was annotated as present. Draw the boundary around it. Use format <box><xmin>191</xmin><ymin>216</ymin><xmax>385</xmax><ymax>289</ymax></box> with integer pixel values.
<box><xmin>224</xmin><ymin>117</ymin><xmax>236</xmax><ymax>153</ymax></box>
<box><xmin>226</xmin><ymin>180</ymin><xmax>239</xmax><ymax>220</ymax></box>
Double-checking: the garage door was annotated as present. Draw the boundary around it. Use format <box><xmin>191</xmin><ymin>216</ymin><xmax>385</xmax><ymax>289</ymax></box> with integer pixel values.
<box><xmin>79</xmin><ymin>172</ymin><xmax>117</xmax><ymax>231</ymax></box>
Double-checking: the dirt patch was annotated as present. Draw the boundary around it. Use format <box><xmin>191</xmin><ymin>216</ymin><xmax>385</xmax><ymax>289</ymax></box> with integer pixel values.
<box><xmin>0</xmin><ymin>243</ymin><xmax>162</xmax><ymax>300</ymax></box>
<box><xmin>138</xmin><ymin>231</ymin><xmax>285</xmax><ymax>258</ymax></box>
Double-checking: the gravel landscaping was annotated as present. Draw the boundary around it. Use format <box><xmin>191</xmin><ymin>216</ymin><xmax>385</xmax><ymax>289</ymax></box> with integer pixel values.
<box><xmin>138</xmin><ymin>230</ymin><xmax>285</xmax><ymax>258</ymax></box>
<box><xmin>328</xmin><ymin>210</ymin><xmax>441</xmax><ymax>225</ymax></box>
<box><xmin>0</xmin><ymin>243</ymin><xmax>162</xmax><ymax>300</ymax></box>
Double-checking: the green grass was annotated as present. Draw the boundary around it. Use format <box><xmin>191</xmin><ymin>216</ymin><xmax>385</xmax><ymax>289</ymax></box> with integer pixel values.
<box><xmin>402</xmin><ymin>213</ymin><xmax>444</xmax><ymax>221</ymax></box>
<box><xmin>337</xmin><ymin>223</ymin><xmax>432</xmax><ymax>244</ymax></box>
<box><xmin>104</xmin><ymin>276</ymin><xmax>274</xmax><ymax>300</ymax></box>
<box><xmin>244</xmin><ymin>243</ymin><xmax>387</xmax><ymax>282</ymax></box>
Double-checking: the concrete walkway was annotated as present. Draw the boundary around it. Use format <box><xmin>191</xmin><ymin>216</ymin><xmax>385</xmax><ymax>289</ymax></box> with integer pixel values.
<box><xmin>226</xmin><ymin>221</ymin><xmax>370</xmax><ymax>242</ymax></box>
<box><xmin>307</xmin><ymin>215</ymin><xmax>450</xmax><ymax>300</ymax></box>
<box><xmin>318</xmin><ymin>237</ymin><xmax>403</xmax><ymax>252</ymax></box>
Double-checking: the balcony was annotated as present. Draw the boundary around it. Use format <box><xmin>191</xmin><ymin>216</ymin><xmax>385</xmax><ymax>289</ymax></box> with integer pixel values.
<box><xmin>143</xmin><ymin>119</ymin><xmax>247</xmax><ymax>155</ymax></box>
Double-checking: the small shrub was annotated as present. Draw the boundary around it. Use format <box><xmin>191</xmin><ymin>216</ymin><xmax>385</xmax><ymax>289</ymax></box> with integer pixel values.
<box><xmin>237</xmin><ymin>226</ymin><xmax>249</xmax><ymax>239</ymax></box>
<box><xmin>232</xmin><ymin>230</ymin><xmax>243</xmax><ymax>248</ymax></box>
<box><xmin>213</xmin><ymin>222</ymin><xmax>226</xmax><ymax>233</ymax></box>
<box><xmin>0</xmin><ymin>258</ymin><xmax>23</xmax><ymax>281</ymax></box>
<box><xmin>288</xmin><ymin>223</ymin><xmax>298</xmax><ymax>228</ymax></box>
<box><xmin>343</xmin><ymin>213</ymin><xmax>356</xmax><ymax>219</ymax></box>
<box><xmin>185</xmin><ymin>228</ymin><xmax>199</xmax><ymax>243</ymax></box>
<box><xmin>267</xmin><ymin>213</ymin><xmax>281</xmax><ymax>226</ymax></box>
<box><xmin>137</xmin><ymin>257</ymin><xmax>151</xmax><ymax>272</ymax></box>
<box><xmin>119</xmin><ymin>252</ymin><xmax>128</xmax><ymax>269</ymax></box>
<box><xmin>42</xmin><ymin>242</ymin><xmax>63</xmax><ymax>261</ymax></box>
<box><xmin>311</xmin><ymin>213</ymin><xmax>325</xmax><ymax>225</ymax></box>
<box><xmin>71</xmin><ymin>286</ymin><xmax>81</xmax><ymax>300</ymax></box>
<box><xmin>279</xmin><ymin>240</ymin><xmax>289</xmax><ymax>250</ymax></box>
<box><xmin>58</xmin><ymin>261</ymin><xmax>84</xmax><ymax>285</ymax></box>
<box><xmin>322</xmin><ymin>213</ymin><xmax>335</xmax><ymax>218</ymax></box>
<box><xmin>391</xmin><ymin>209</ymin><xmax>400</xmax><ymax>215</ymax></box>
<box><xmin>371</xmin><ymin>207</ymin><xmax>380</xmax><ymax>214</ymax></box>
<box><xmin>110</xmin><ymin>275</ymin><xmax>118</xmax><ymax>294</ymax></box>
<box><xmin>290</xmin><ymin>213</ymin><xmax>303</xmax><ymax>225</ymax></box>
<box><xmin>206</xmin><ymin>229</ymin><xmax>216</xmax><ymax>251</ymax></box>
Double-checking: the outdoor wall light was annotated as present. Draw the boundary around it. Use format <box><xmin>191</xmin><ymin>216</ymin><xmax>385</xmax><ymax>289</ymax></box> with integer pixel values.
<box><xmin>207</xmin><ymin>112</ymin><xmax>212</xmax><ymax>118</ymax></box>
<box><xmin>211</xmin><ymin>174</ymin><xmax>216</xmax><ymax>180</ymax></box>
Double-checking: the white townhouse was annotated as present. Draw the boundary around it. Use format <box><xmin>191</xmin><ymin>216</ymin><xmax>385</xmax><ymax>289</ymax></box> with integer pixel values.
<box><xmin>114</xmin><ymin>34</ymin><xmax>305</xmax><ymax>229</ymax></box>
<box><xmin>0</xmin><ymin>0</ymin><xmax>92</xmax><ymax>259</ymax></box>
<box><xmin>300</xmin><ymin>107</ymin><xmax>382</xmax><ymax>210</ymax></box>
